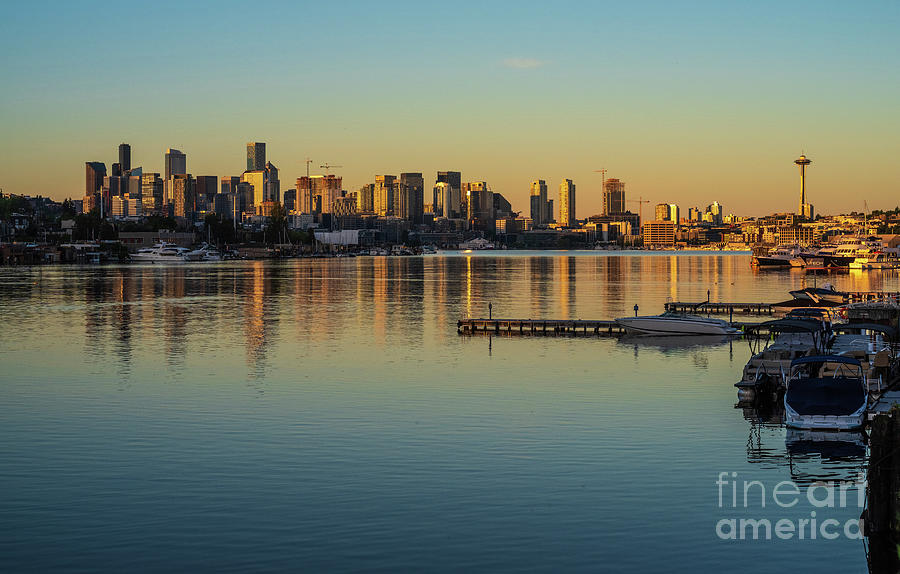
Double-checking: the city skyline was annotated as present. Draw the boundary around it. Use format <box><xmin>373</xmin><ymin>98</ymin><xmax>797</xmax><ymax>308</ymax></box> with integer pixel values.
<box><xmin>2</xmin><ymin>2</ymin><xmax>899</xmax><ymax>215</ymax></box>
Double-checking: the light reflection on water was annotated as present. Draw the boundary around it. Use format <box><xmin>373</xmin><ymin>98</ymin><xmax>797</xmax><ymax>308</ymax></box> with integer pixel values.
<box><xmin>0</xmin><ymin>254</ymin><xmax>881</xmax><ymax>572</ymax></box>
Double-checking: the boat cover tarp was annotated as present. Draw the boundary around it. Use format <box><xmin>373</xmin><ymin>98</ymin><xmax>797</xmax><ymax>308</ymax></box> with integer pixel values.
<box><xmin>785</xmin><ymin>378</ymin><xmax>866</xmax><ymax>416</ymax></box>
<box><xmin>747</xmin><ymin>318</ymin><xmax>827</xmax><ymax>333</ymax></box>
<box><xmin>791</xmin><ymin>355</ymin><xmax>862</xmax><ymax>367</ymax></box>
<box><xmin>831</xmin><ymin>322</ymin><xmax>898</xmax><ymax>339</ymax></box>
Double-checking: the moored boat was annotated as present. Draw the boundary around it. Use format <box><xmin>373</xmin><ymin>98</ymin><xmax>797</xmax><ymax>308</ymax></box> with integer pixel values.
<box><xmin>614</xmin><ymin>313</ymin><xmax>739</xmax><ymax>336</ymax></box>
<box><xmin>783</xmin><ymin>356</ymin><xmax>868</xmax><ymax>430</ymax></box>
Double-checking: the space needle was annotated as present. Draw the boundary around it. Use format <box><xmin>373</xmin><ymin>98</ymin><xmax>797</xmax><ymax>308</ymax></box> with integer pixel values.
<box><xmin>795</xmin><ymin>154</ymin><xmax>813</xmax><ymax>219</ymax></box>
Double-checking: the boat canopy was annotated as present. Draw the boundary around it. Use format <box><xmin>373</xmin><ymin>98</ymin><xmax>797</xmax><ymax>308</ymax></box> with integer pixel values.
<box><xmin>790</xmin><ymin>355</ymin><xmax>862</xmax><ymax>367</ymax></box>
<box><xmin>831</xmin><ymin>322</ymin><xmax>898</xmax><ymax>340</ymax></box>
<box><xmin>747</xmin><ymin>318</ymin><xmax>827</xmax><ymax>333</ymax></box>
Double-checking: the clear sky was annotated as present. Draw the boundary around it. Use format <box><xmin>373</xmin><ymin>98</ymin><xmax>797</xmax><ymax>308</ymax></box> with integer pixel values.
<box><xmin>1</xmin><ymin>0</ymin><xmax>898</xmax><ymax>217</ymax></box>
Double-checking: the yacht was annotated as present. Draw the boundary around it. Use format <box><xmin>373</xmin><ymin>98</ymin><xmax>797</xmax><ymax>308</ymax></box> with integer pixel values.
<box><xmin>615</xmin><ymin>312</ymin><xmax>739</xmax><ymax>336</ymax></box>
<box><xmin>783</xmin><ymin>356</ymin><xmax>868</xmax><ymax>430</ymax></box>
<box><xmin>818</xmin><ymin>236</ymin><xmax>882</xmax><ymax>267</ymax></box>
<box><xmin>130</xmin><ymin>242</ymin><xmax>192</xmax><ymax>263</ymax></box>
<box><xmin>849</xmin><ymin>252</ymin><xmax>896</xmax><ymax>270</ymax></box>
<box><xmin>751</xmin><ymin>245</ymin><xmax>803</xmax><ymax>267</ymax></box>
<box><xmin>183</xmin><ymin>243</ymin><xmax>223</xmax><ymax>262</ymax></box>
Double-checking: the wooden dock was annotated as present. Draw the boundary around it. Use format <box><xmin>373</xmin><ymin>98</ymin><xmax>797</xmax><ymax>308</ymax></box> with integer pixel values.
<box><xmin>458</xmin><ymin>318</ymin><xmax>628</xmax><ymax>336</ymax></box>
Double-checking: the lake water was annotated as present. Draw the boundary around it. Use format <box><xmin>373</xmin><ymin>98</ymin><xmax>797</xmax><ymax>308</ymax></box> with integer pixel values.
<box><xmin>1</xmin><ymin>252</ymin><xmax>891</xmax><ymax>572</ymax></box>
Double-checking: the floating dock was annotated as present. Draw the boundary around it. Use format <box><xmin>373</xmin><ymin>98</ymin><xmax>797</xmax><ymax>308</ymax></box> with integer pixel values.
<box><xmin>457</xmin><ymin>317</ymin><xmax>776</xmax><ymax>336</ymax></box>
<box><xmin>458</xmin><ymin>318</ymin><xmax>628</xmax><ymax>336</ymax></box>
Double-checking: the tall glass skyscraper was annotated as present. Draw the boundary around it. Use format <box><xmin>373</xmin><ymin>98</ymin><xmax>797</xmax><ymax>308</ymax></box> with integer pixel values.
<box><xmin>247</xmin><ymin>142</ymin><xmax>266</xmax><ymax>172</ymax></box>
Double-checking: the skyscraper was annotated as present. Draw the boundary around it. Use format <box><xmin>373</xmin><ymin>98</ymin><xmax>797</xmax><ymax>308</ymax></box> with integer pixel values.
<box><xmin>433</xmin><ymin>182</ymin><xmax>451</xmax><ymax>217</ymax></box>
<box><xmin>559</xmin><ymin>179</ymin><xmax>576</xmax><ymax>227</ymax></box>
<box><xmin>357</xmin><ymin>184</ymin><xmax>375</xmax><ymax>213</ymax></box>
<box><xmin>195</xmin><ymin>176</ymin><xmax>218</xmax><ymax>212</ymax></box>
<box><xmin>400</xmin><ymin>172</ymin><xmax>424</xmax><ymax>224</ymax></box>
<box><xmin>264</xmin><ymin>161</ymin><xmax>280</xmax><ymax>204</ymax></box>
<box><xmin>437</xmin><ymin>171</ymin><xmax>461</xmax><ymax>218</ymax></box>
<box><xmin>603</xmin><ymin>178</ymin><xmax>625</xmax><ymax>215</ymax></box>
<box><xmin>247</xmin><ymin>142</ymin><xmax>266</xmax><ymax>172</ymax></box>
<box><xmin>165</xmin><ymin>148</ymin><xmax>186</xmax><ymax>180</ymax></box>
<box><xmin>374</xmin><ymin>175</ymin><xmax>397</xmax><ymax>216</ymax></box>
<box><xmin>241</xmin><ymin>170</ymin><xmax>266</xmax><ymax>211</ymax></box>
<box><xmin>295</xmin><ymin>175</ymin><xmax>342</xmax><ymax>214</ymax></box>
<box><xmin>171</xmin><ymin>174</ymin><xmax>195</xmax><ymax>218</ymax></box>
<box><xmin>530</xmin><ymin>180</ymin><xmax>549</xmax><ymax>226</ymax></box>
<box><xmin>118</xmin><ymin>143</ymin><xmax>131</xmax><ymax>172</ymax></box>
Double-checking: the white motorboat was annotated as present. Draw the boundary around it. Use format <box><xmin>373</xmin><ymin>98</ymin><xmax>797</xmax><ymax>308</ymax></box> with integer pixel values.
<box><xmin>130</xmin><ymin>242</ymin><xmax>191</xmax><ymax>263</ymax></box>
<box><xmin>783</xmin><ymin>356</ymin><xmax>868</xmax><ymax>430</ymax></box>
<box><xmin>615</xmin><ymin>312</ymin><xmax>739</xmax><ymax>336</ymax></box>
<box><xmin>752</xmin><ymin>245</ymin><xmax>803</xmax><ymax>267</ymax></box>
<box><xmin>788</xmin><ymin>283</ymin><xmax>847</xmax><ymax>304</ymax></box>
<box><xmin>183</xmin><ymin>243</ymin><xmax>223</xmax><ymax>262</ymax></box>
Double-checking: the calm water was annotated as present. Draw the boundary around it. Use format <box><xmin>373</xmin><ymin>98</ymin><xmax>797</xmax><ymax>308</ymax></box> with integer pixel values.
<box><xmin>1</xmin><ymin>252</ymin><xmax>892</xmax><ymax>572</ymax></box>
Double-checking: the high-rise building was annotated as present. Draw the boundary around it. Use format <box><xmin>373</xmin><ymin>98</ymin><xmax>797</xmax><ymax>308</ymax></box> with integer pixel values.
<box><xmin>195</xmin><ymin>176</ymin><xmax>218</xmax><ymax>213</ymax></box>
<box><xmin>357</xmin><ymin>184</ymin><xmax>375</xmax><ymax>213</ymax></box>
<box><xmin>559</xmin><ymin>179</ymin><xmax>576</xmax><ymax>227</ymax></box>
<box><xmin>295</xmin><ymin>175</ymin><xmax>342</xmax><ymax>214</ymax></box>
<box><xmin>282</xmin><ymin>188</ymin><xmax>296</xmax><ymax>213</ymax></box>
<box><xmin>655</xmin><ymin>203</ymin><xmax>680</xmax><ymax>224</ymax></box>
<box><xmin>171</xmin><ymin>174</ymin><xmax>195</xmax><ymax>218</ymax></box>
<box><xmin>530</xmin><ymin>180</ymin><xmax>549</xmax><ymax>226</ymax></box>
<box><xmin>399</xmin><ymin>173</ymin><xmax>424</xmax><ymax>224</ymax></box>
<box><xmin>433</xmin><ymin>182</ymin><xmax>451</xmax><ymax>217</ymax></box>
<box><xmin>85</xmin><ymin>162</ymin><xmax>106</xmax><ymax>197</ymax></box>
<box><xmin>141</xmin><ymin>173</ymin><xmax>164</xmax><ymax>214</ymax></box>
<box><xmin>220</xmin><ymin>176</ymin><xmax>241</xmax><ymax>195</ymax></box>
<box><xmin>247</xmin><ymin>142</ymin><xmax>266</xmax><ymax>172</ymax></box>
<box><xmin>118</xmin><ymin>143</ymin><xmax>131</xmax><ymax>172</ymax></box>
<box><xmin>603</xmin><ymin>178</ymin><xmax>625</xmax><ymax>215</ymax></box>
<box><xmin>83</xmin><ymin>162</ymin><xmax>106</xmax><ymax>215</ymax></box>
<box><xmin>165</xmin><ymin>148</ymin><xmax>186</xmax><ymax>180</ymax></box>
<box><xmin>706</xmin><ymin>201</ymin><xmax>723</xmax><ymax>225</ymax></box>
<box><xmin>374</xmin><ymin>175</ymin><xmax>397</xmax><ymax>216</ymax></box>
<box><xmin>462</xmin><ymin>181</ymin><xmax>493</xmax><ymax>225</ymax></box>
<box><xmin>437</xmin><ymin>171</ymin><xmax>461</xmax><ymax>218</ymax></box>
<box><xmin>241</xmin><ymin>171</ymin><xmax>266</xmax><ymax>212</ymax></box>
<box><xmin>264</xmin><ymin>161</ymin><xmax>280</xmax><ymax>204</ymax></box>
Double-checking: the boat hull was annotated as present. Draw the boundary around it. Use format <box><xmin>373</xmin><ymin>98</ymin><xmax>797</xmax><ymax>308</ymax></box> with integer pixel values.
<box><xmin>615</xmin><ymin>316</ymin><xmax>737</xmax><ymax>336</ymax></box>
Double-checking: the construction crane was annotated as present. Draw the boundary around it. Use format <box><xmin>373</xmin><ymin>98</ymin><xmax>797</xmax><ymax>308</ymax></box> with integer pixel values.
<box><xmin>320</xmin><ymin>163</ymin><xmax>342</xmax><ymax>175</ymax></box>
<box><xmin>594</xmin><ymin>169</ymin><xmax>608</xmax><ymax>207</ymax></box>
<box><xmin>627</xmin><ymin>197</ymin><xmax>651</xmax><ymax>228</ymax></box>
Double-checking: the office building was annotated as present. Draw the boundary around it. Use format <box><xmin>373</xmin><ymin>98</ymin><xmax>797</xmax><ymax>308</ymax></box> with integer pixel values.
<box><xmin>171</xmin><ymin>174</ymin><xmax>195</xmax><ymax>218</ymax></box>
<box><xmin>195</xmin><ymin>176</ymin><xmax>218</xmax><ymax>213</ymax></box>
<box><xmin>357</xmin><ymin>183</ymin><xmax>375</xmax><ymax>213</ymax></box>
<box><xmin>437</xmin><ymin>171</ymin><xmax>461</xmax><ymax>218</ymax></box>
<box><xmin>295</xmin><ymin>175</ymin><xmax>342</xmax><ymax>214</ymax></box>
<box><xmin>559</xmin><ymin>179</ymin><xmax>576</xmax><ymax>227</ymax></box>
<box><xmin>433</xmin><ymin>182</ymin><xmax>451</xmax><ymax>217</ymax></box>
<box><xmin>374</xmin><ymin>175</ymin><xmax>397</xmax><ymax>216</ymax></box>
<box><xmin>165</xmin><ymin>148</ymin><xmax>186</xmax><ymax>180</ymax></box>
<box><xmin>399</xmin><ymin>172</ymin><xmax>425</xmax><ymax>224</ymax></box>
<box><xmin>644</xmin><ymin>220</ymin><xmax>677</xmax><ymax>247</ymax></box>
<box><xmin>603</xmin><ymin>178</ymin><xmax>625</xmax><ymax>215</ymax></box>
<box><xmin>119</xmin><ymin>143</ymin><xmax>131</xmax><ymax>172</ymax></box>
<box><xmin>241</xmin><ymin>170</ymin><xmax>266</xmax><ymax>212</ymax></box>
<box><xmin>247</xmin><ymin>142</ymin><xmax>266</xmax><ymax>172</ymax></box>
<box><xmin>265</xmin><ymin>161</ymin><xmax>280</xmax><ymax>204</ymax></box>
<box><xmin>529</xmin><ymin>180</ymin><xmax>550</xmax><ymax>226</ymax></box>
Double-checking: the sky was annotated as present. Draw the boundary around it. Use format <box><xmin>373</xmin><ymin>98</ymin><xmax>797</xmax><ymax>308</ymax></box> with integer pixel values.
<box><xmin>1</xmin><ymin>0</ymin><xmax>899</xmax><ymax>217</ymax></box>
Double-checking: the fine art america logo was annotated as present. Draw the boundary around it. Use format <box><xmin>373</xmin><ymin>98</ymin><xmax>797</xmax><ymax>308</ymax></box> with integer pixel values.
<box><xmin>715</xmin><ymin>472</ymin><xmax>865</xmax><ymax>541</ymax></box>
